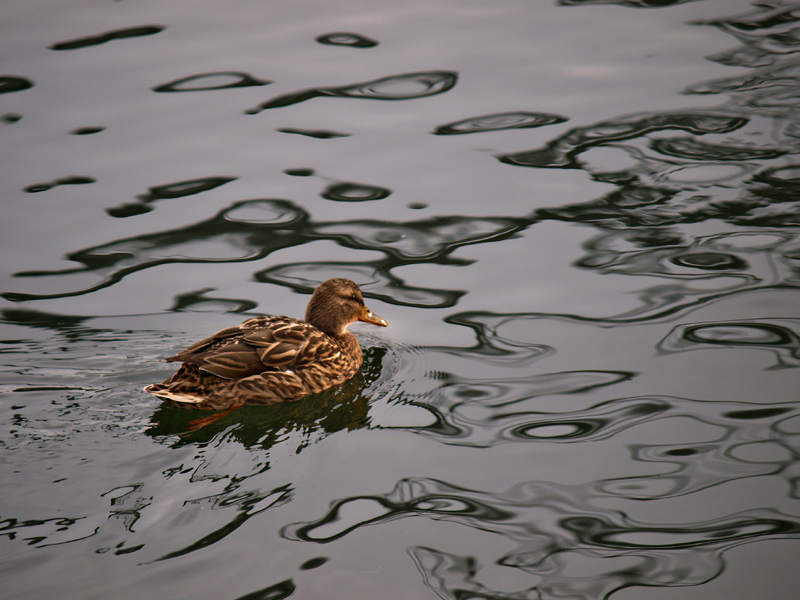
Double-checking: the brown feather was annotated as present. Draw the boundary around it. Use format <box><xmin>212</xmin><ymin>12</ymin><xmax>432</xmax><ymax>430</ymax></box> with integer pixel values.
<box><xmin>144</xmin><ymin>279</ymin><xmax>387</xmax><ymax>410</ymax></box>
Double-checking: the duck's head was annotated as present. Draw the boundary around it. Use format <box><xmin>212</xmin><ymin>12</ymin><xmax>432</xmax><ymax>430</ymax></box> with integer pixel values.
<box><xmin>305</xmin><ymin>278</ymin><xmax>388</xmax><ymax>336</ymax></box>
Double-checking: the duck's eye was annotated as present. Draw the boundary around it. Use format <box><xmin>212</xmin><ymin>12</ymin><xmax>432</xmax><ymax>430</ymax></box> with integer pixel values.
<box><xmin>350</xmin><ymin>293</ymin><xmax>359</xmax><ymax>302</ymax></box>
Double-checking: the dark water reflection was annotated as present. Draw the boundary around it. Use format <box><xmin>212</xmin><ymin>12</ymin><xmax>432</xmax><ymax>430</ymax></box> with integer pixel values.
<box><xmin>2</xmin><ymin>1</ymin><xmax>800</xmax><ymax>599</ymax></box>
<box><xmin>245</xmin><ymin>70</ymin><xmax>458</xmax><ymax>114</ymax></box>
<box><xmin>5</xmin><ymin>198</ymin><xmax>527</xmax><ymax>308</ymax></box>
<box><xmin>285</xmin><ymin>476</ymin><xmax>800</xmax><ymax>599</ymax></box>
<box><xmin>49</xmin><ymin>25</ymin><xmax>166</xmax><ymax>51</ymax></box>
<box><xmin>153</xmin><ymin>72</ymin><xmax>272</xmax><ymax>93</ymax></box>
<box><xmin>0</xmin><ymin>76</ymin><xmax>34</xmax><ymax>94</ymax></box>
<box><xmin>315</xmin><ymin>32</ymin><xmax>379</xmax><ymax>48</ymax></box>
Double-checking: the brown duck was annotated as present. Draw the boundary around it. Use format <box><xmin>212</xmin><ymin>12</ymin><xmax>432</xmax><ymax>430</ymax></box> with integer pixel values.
<box><xmin>144</xmin><ymin>278</ymin><xmax>387</xmax><ymax>410</ymax></box>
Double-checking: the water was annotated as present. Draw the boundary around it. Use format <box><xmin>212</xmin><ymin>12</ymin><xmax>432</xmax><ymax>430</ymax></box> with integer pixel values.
<box><xmin>2</xmin><ymin>0</ymin><xmax>799</xmax><ymax>598</ymax></box>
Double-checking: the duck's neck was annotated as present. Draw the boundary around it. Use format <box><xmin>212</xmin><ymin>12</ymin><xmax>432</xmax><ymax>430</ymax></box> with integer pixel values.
<box><xmin>333</xmin><ymin>330</ymin><xmax>363</xmax><ymax>367</ymax></box>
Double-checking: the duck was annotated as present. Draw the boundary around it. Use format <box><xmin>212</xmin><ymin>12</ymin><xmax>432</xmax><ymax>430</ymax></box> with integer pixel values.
<box><xmin>144</xmin><ymin>278</ymin><xmax>387</xmax><ymax>410</ymax></box>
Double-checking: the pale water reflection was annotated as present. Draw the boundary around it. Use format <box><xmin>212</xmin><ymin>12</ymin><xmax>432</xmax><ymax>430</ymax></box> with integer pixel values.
<box><xmin>1</xmin><ymin>1</ymin><xmax>799</xmax><ymax>599</ymax></box>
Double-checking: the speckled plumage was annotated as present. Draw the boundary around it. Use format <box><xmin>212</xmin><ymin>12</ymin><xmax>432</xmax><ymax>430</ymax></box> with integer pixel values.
<box><xmin>144</xmin><ymin>279</ymin><xmax>387</xmax><ymax>410</ymax></box>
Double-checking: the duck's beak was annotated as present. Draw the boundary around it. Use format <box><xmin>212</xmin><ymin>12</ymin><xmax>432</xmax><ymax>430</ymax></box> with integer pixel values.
<box><xmin>359</xmin><ymin>305</ymin><xmax>388</xmax><ymax>327</ymax></box>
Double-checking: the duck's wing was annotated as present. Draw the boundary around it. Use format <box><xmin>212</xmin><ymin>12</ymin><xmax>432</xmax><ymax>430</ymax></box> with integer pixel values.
<box><xmin>166</xmin><ymin>316</ymin><xmax>323</xmax><ymax>380</ymax></box>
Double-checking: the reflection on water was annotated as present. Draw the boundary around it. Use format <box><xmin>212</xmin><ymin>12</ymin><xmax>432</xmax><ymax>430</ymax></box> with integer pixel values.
<box><xmin>658</xmin><ymin>318</ymin><xmax>800</xmax><ymax>368</ymax></box>
<box><xmin>0</xmin><ymin>76</ymin><xmax>34</xmax><ymax>94</ymax></box>
<box><xmin>245</xmin><ymin>70</ymin><xmax>458</xmax><ymax>114</ymax></box>
<box><xmin>106</xmin><ymin>176</ymin><xmax>237</xmax><ymax>218</ymax></box>
<box><xmin>433</xmin><ymin>111</ymin><xmax>568</xmax><ymax>135</ymax></box>
<box><xmin>285</xmin><ymin>476</ymin><xmax>800</xmax><ymax>599</ymax></box>
<box><xmin>277</xmin><ymin>127</ymin><xmax>351</xmax><ymax>138</ymax></box>
<box><xmin>4</xmin><ymin>198</ymin><xmax>530</xmax><ymax>308</ymax></box>
<box><xmin>153</xmin><ymin>72</ymin><xmax>272</xmax><ymax>93</ymax></box>
<box><xmin>315</xmin><ymin>32</ymin><xmax>379</xmax><ymax>48</ymax></box>
<box><xmin>2</xmin><ymin>1</ymin><xmax>800</xmax><ymax>599</ymax></box>
<box><xmin>24</xmin><ymin>176</ymin><xmax>96</xmax><ymax>194</ymax></box>
<box><xmin>49</xmin><ymin>25</ymin><xmax>166</xmax><ymax>51</ymax></box>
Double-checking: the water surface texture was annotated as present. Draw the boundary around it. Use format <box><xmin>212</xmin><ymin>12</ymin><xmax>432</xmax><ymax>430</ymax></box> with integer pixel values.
<box><xmin>2</xmin><ymin>1</ymin><xmax>799</xmax><ymax>599</ymax></box>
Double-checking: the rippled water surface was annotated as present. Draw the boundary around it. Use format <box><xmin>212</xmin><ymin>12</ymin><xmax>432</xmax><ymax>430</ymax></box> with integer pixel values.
<box><xmin>2</xmin><ymin>0</ymin><xmax>799</xmax><ymax>599</ymax></box>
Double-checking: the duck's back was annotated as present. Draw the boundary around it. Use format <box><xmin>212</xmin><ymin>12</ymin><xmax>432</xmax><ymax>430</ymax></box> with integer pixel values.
<box><xmin>168</xmin><ymin>316</ymin><xmax>316</xmax><ymax>378</ymax></box>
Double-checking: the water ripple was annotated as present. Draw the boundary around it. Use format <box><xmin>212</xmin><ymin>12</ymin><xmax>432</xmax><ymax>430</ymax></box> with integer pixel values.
<box><xmin>277</xmin><ymin>128</ymin><xmax>350</xmax><ymax>139</ymax></box>
<box><xmin>168</xmin><ymin>287</ymin><xmax>258</xmax><ymax>313</ymax></box>
<box><xmin>282</xmin><ymin>476</ymin><xmax>800</xmax><ymax>599</ymax></box>
<box><xmin>70</xmin><ymin>126</ymin><xmax>105</xmax><ymax>135</ymax></box>
<box><xmin>4</xmin><ymin>199</ymin><xmax>533</xmax><ymax>306</ymax></box>
<box><xmin>245</xmin><ymin>70</ymin><xmax>458</xmax><ymax>113</ymax></box>
<box><xmin>255</xmin><ymin>262</ymin><xmax>464</xmax><ymax>308</ymax></box>
<box><xmin>106</xmin><ymin>176</ymin><xmax>237</xmax><ymax>218</ymax></box>
<box><xmin>153</xmin><ymin>72</ymin><xmax>272</xmax><ymax>92</ymax></box>
<box><xmin>315</xmin><ymin>32</ymin><xmax>378</xmax><ymax>48</ymax></box>
<box><xmin>321</xmin><ymin>182</ymin><xmax>391</xmax><ymax>202</ymax></box>
<box><xmin>658</xmin><ymin>318</ymin><xmax>800</xmax><ymax>368</ymax></box>
<box><xmin>49</xmin><ymin>25</ymin><xmax>165</xmax><ymax>51</ymax></box>
<box><xmin>535</xmin><ymin>229</ymin><xmax>800</xmax><ymax>324</ymax></box>
<box><xmin>560</xmin><ymin>0</ymin><xmax>698</xmax><ymax>6</ymax></box>
<box><xmin>651</xmin><ymin>137</ymin><xmax>785</xmax><ymax>161</ymax></box>
<box><xmin>498</xmin><ymin>111</ymin><xmax>747</xmax><ymax>169</ymax></box>
<box><xmin>0</xmin><ymin>76</ymin><xmax>34</xmax><ymax>94</ymax></box>
<box><xmin>433</xmin><ymin>111</ymin><xmax>567</xmax><ymax>135</ymax></box>
<box><xmin>24</xmin><ymin>176</ymin><xmax>96</xmax><ymax>193</ymax></box>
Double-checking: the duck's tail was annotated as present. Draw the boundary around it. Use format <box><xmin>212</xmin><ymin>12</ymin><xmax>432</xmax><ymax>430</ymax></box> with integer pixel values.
<box><xmin>144</xmin><ymin>363</ymin><xmax>232</xmax><ymax>410</ymax></box>
<box><xmin>143</xmin><ymin>383</ymin><xmax>209</xmax><ymax>408</ymax></box>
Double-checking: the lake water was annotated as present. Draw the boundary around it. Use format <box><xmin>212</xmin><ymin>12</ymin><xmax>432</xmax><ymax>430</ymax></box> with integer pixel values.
<box><xmin>2</xmin><ymin>0</ymin><xmax>799</xmax><ymax>598</ymax></box>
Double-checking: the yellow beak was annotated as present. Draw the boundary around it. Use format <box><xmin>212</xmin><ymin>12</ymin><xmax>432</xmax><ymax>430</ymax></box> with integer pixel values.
<box><xmin>359</xmin><ymin>305</ymin><xmax>388</xmax><ymax>327</ymax></box>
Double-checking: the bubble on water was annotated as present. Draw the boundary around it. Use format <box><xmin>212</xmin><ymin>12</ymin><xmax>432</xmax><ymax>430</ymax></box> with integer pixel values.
<box><xmin>316</xmin><ymin>32</ymin><xmax>378</xmax><ymax>48</ymax></box>
<box><xmin>434</xmin><ymin>111</ymin><xmax>567</xmax><ymax>135</ymax></box>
